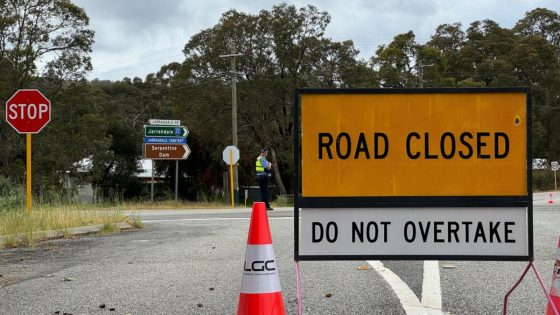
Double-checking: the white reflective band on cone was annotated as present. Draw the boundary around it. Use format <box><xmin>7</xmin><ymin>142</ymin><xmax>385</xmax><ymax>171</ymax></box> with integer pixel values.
<box><xmin>240</xmin><ymin>244</ymin><xmax>282</xmax><ymax>294</ymax></box>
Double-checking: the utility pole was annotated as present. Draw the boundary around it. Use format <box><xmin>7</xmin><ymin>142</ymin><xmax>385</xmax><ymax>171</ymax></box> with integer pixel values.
<box><xmin>418</xmin><ymin>60</ymin><xmax>433</xmax><ymax>88</ymax></box>
<box><xmin>219</xmin><ymin>51</ymin><xmax>243</xmax><ymax>204</ymax></box>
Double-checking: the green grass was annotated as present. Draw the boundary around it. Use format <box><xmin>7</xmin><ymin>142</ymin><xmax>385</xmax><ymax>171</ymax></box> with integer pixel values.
<box><xmin>271</xmin><ymin>195</ymin><xmax>294</xmax><ymax>208</ymax></box>
<box><xmin>99</xmin><ymin>222</ymin><xmax>118</xmax><ymax>235</ymax></box>
<box><xmin>126</xmin><ymin>214</ymin><xmax>144</xmax><ymax>229</ymax></box>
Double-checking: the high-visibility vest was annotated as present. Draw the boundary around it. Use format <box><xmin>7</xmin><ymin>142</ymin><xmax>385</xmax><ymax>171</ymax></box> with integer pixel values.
<box><xmin>256</xmin><ymin>157</ymin><xmax>265</xmax><ymax>173</ymax></box>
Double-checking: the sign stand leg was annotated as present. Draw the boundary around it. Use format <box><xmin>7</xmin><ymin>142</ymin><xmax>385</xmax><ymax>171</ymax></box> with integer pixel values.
<box><xmin>26</xmin><ymin>133</ymin><xmax>32</xmax><ymax>212</ymax></box>
<box><xmin>555</xmin><ymin>170</ymin><xmax>557</xmax><ymax>191</ymax></box>
<box><xmin>503</xmin><ymin>261</ymin><xmax>558</xmax><ymax>315</ymax></box>
<box><xmin>296</xmin><ymin>261</ymin><xmax>302</xmax><ymax>315</ymax></box>
<box><xmin>175</xmin><ymin>160</ymin><xmax>179</xmax><ymax>202</ymax></box>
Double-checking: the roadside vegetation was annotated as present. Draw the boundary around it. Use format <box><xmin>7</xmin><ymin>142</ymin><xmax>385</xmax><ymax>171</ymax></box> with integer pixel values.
<box><xmin>0</xmin><ymin>2</ymin><xmax>557</xmax><ymax>211</ymax></box>
<box><xmin>0</xmin><ymin>205</ymin><xmax>124</xmax><ymax>247</ymax></box>
<box><xmin>0</xmin><ymin>178</ymin><xmax>124</xmax><ymax>248</ymax></box>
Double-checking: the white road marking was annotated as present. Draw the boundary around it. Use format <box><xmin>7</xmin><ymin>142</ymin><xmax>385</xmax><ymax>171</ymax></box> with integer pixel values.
<box><xmin>368</xmin><ymin>260</ymin><xmax>427</xmax><ymax>314</ymax></box>
<box><xmin>142</xmin><ymin>217</ymin><xmax>293</xmax><ymax>223</ymax></box>
<box><xmin>368</xmin><ymin>260</ymin><xmax>444</xmax><ymax>315</ymax></box>
<box><xmin>422</xmin><ymin>261</ymin><xmax>443</xmax><ymax>314</ymax></box>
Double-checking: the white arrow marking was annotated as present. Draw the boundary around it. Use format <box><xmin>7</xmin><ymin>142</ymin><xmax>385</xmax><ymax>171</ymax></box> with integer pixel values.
<box><xmin>368</xmin><ymin>260</ymin><xmax>444</xmax><ymax>315</ymax></box>
<box><xmin>183</xmin><ymin>145</ymin><xmax>191</xmax><ymax>158</ymax></box>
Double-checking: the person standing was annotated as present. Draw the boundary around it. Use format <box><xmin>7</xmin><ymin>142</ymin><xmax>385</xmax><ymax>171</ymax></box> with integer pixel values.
<box><xmin>256</xmin><ymin>147</ymin><xmax>273</xmax><ymax>210</ymax></box>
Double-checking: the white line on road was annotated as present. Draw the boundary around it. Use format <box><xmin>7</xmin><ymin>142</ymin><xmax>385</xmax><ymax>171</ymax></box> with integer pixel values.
<box><xmin>422</xmin><ymin>261</ymin><xmax>443</xmax><ymax>314</ymax></box>
<box><xmin>368</xmin><ymin>261</ymin><xmax>427</xmax><ymax>314</ymax></box>
<box><xmin>368</xmin><ymin>260</ymin><xmax>444</xmax><ymax>315</ymax></box>
<box><xmin>142</xmin><ymin>217</ymin><xmax>293</xmax><ymax>223</ymax></box>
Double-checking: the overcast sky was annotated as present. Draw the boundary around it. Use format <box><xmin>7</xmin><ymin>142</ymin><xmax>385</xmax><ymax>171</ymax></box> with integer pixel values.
<box><xmin>73</xmin><ymin>0</ymin><xmax>560</xmax><ymax>81</ymax></box>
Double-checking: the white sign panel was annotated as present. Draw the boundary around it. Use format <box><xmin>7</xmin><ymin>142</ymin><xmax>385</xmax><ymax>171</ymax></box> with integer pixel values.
<box><xmin>149</xmin><ymin>119</ymin><xmax>181</xmax><ymax>126</ymax></box>
<box><xmin>552</xmin><ymin>161</ymin><xmax>559</xmax><ymax>171</ymax></box>
<box><xmin>223</xmin><ymin>145</ymin><xmax>240</xmax><ymax>165</ymax></box>
<box><xmin>300</xmin><ymin>207</ymin><xmax>528</xmax><ymax>257</ymax></box>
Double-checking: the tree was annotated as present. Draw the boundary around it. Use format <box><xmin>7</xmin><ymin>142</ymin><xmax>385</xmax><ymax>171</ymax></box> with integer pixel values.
<box><xmin>458</xmin><ymin>20</ymin><xmax>518</xmax><ymax>86</ymax></box>
<box><xmin>175</xmin><ymin>4</ymin><xmax>364</xmax><ymax>195</ymax></box>
<box><xmin>372</xmin><ymin>31</ymin><xmax>419</xmax><ymax>87</ymax></box>
<box><xmin>0</xmin><ymin>0</ymin><xmax>94</xmax><ymax>192</ymax></box>
<box><xmin>424</xmin><ymin>23</ymin><xmax>469</xmax><ymax>86</ymax></box>
<box><xmin>514</xmin><ymin>8</ymin><xmax>560</xmax><ymax>46</ymax></box>
<box><xmin>0</xmin><ymin>0</ymin><xmax>94</xmax><ymax>92</ymax></box>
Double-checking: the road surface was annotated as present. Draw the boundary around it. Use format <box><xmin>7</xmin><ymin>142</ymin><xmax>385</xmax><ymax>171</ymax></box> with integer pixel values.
<box><xmin>1</xmin><ymin>192</ymin><xmax>559</xmax><ymax>314</ymax></box>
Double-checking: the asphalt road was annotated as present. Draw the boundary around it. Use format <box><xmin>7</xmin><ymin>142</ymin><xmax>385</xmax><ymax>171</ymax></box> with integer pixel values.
<box><xmin>1</xmin><ymin>192</ymin><xmax>559</xmax><ymax>314</ymax></box>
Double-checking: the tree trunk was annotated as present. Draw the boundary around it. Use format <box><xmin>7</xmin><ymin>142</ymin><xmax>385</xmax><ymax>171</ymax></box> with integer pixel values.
<box><xmin>270</xmin><ymin>148</ymin><xmax>287</xmax><ymax>195</ymax></box>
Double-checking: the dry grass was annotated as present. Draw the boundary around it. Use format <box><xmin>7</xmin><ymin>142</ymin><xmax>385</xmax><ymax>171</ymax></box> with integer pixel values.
<box><xmin>0</xmin><ymin>205</ymin><xmax>124</xmax><ymax>239</ymax></box>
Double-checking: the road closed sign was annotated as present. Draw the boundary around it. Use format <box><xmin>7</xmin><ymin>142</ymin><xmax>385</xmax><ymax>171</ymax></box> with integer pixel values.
<box><xmin>294</xmin><ymin>88</ymin><xmax>532</xmax><ymax>261</ymax></box>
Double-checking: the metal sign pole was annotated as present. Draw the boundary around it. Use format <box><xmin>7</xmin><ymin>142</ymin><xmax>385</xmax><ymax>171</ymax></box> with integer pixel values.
<box><xmin>26</xmin><ymin>134</ymin><xmax>32</xmax><ymax>212</ymax></box>
<box><xmin>555</xmin><ymin>170</ymin><xmax>557</xmax><ymax>191</ymax></box>
<box><xmin>229</xmin><ymin>149</ymin><xmax>234</xmax><ymax>208</ymax></box>
<box><xmin>151</xmin><ymin>160</ymin><xmax>154</xmax><ymax>202</ymax></box>
<box><xmin>175</xmin><ymin>160</ymin><xmax>179</xmax><ymax>202</ymax></box>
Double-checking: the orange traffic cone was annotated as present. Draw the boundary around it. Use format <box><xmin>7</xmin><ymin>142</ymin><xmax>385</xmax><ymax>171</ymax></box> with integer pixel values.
<box><xmin>549</xmin><ymin>193</ymin><xmax>554</xmax><ymax>205</ymax></box>
<box><xmin>546</xmin><ymin>238</ymin><xmax>560</xmax><ymax>315</ymax></box>
<box><xmin>237</xmin><ymin>202</ymin><xmax>286</xmax><ymax>315</ymax></box>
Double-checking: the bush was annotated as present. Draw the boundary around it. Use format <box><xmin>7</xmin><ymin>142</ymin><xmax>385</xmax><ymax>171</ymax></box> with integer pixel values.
<box><xmin>533</xmin><ymin>169</ymin><xmax>556</xmax><ymax>191</ymax></box>
<box><xmin>0</xmin><ymin>176</ymin><xmax>24</xmax><ymax>211</ymax></box>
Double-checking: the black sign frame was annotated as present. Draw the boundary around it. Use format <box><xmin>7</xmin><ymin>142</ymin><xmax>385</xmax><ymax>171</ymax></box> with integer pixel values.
<box><xmin>293</xmin><ymin>87</ymin><xmax>533</xmax><ymax>262</ymax></box>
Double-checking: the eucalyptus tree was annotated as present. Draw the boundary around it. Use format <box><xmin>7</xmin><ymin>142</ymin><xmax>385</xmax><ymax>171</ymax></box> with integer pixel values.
<box><xmin>174</xmin><ymin>4</ymin><xmax>366</xmax><ymax>194</ymax></box>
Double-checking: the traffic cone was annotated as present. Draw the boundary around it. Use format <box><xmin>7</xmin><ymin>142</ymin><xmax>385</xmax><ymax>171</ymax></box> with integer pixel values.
<box><xmin>549</xmin><ymin>193</ymin><xmax>554</xmax><ymax>205</ymax></box>
<box><xmin>237</xmin><ymin>202</ymin><xmax>285</xmax><ymax>315</ymax></box>
<box><xmin>546</xmin><ymin>238</ymin><xmax>560</xmax><ymax>315</ymax></box>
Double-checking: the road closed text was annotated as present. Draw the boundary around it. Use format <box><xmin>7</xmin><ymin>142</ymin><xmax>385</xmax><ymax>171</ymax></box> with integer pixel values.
<box><xmin>318</xmin><ymin>131</ymin><xmax>510</xmax><ymax>160</ymax></box>
<box><xmin>301</xmin><ymin>207</ymin><xmax>528</xmax><ymax>257</ymax></box>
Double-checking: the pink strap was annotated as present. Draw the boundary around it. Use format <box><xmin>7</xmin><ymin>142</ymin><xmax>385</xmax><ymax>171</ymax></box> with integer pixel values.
<box><xmin>296</xmin><ymin>261</ymin><xmax>302</xmax><ymax>315</ymax></box>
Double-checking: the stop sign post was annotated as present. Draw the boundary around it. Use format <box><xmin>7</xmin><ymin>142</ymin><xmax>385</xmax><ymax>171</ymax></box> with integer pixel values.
<box><xmin>553</xmin><ymin>161</ymin><xmax>559</xmax><ymax>191</ymax></box>
<box><xmin>5</xmin><ymin>89</ymin><xmax>51</xmax><ymax>212</ymax></box>
<box><xmin>223</xmin><ymin>145</ymin><xmax>240</xmax><ymax>208</ymax></box>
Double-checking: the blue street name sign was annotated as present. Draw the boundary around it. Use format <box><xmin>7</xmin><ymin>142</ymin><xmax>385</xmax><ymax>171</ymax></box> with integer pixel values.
<box><xmin>143</xmin><ymin>137</ymin><xmax>187</xmax><ymax>144</ymax></box>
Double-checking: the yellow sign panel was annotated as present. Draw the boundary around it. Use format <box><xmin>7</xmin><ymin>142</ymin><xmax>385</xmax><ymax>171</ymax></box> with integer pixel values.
<box><xmin>301</xmin><ymin>91</ymin><xmax>528</xmax><ymax>197</ymax></box>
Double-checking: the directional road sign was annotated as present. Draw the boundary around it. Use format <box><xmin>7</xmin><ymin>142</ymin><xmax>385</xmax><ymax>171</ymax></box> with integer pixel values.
<box><xmin>144</xmin><ymin>137</ymin><xmax>187</xmax><ymax>144</ymax></box>
<box><xmin>144</xmin><ymin>144</ymin><xmax>190</xmax><ymax>160</ymax></box>
<box><xmin>149</xmin><ymin>119</ymin><xmax>180</xmax><ymax>126</ymax></box>
<box><xmin>222</xmin><ymin>145</ymin><xmax>240</xmax><ymax>165</ymax></box>
<box><xmin>144</xmin><ymin>125</ymin><xmax>188</xmax><ymax>138</ymax></box>
<box><xmin>6</xmin><ymin>89</ymin><xmax>51</xmax><ymax>134</ymax></box>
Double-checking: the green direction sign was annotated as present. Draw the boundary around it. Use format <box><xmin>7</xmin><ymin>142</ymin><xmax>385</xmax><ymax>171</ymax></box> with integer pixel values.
<box><xmin>144</xmin><ymin>125</ymin><xmax>188</xmax><ymax>138</ymax></box>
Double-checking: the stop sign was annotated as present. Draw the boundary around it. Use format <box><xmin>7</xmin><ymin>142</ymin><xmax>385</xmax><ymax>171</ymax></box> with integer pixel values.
<box><xmin>5</xmin><ymin>89</ymin><xmax>51</xmax><ymax>133</ymax></box>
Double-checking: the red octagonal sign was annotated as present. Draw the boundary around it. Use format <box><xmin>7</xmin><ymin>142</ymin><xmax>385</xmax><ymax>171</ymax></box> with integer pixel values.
<box><xmin>5</xmin><ymin>89</ymin><xmax>51</xmax><ymax>134</ymax></box>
